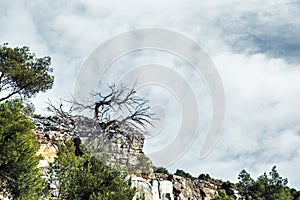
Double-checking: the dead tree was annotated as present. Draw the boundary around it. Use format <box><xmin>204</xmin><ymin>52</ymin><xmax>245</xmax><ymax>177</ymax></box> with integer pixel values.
<box><xmin>70</xmin><ymin>84</ymin><xmax>156</xmax><ymax>134</ymax></box>
<box><xmin>45</xmin><ymin>84</ymin><xmax>156</xmax><ymax>154</ymax></box>
<box><xmin>46</xmin><ymin>99</ymin><xmax>75</xmax><ymax>129</ymax></box>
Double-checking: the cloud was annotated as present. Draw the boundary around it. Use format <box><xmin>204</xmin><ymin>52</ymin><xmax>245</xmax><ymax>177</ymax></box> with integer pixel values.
<box><xmin>212</xmin><ymin>1</ymin><xmax>300</xmax><ymax>63</ymax></box>
<box><xmin>171</xmin><ymin>52</ymin><xmax>300</xmax><ymax>187</ymax></box>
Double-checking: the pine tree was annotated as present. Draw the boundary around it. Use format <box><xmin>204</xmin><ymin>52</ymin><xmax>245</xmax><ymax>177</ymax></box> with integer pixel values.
<box><xmin>0</xmin><ymin>43</ymin><xmax>53</xmax><ymax>102</ymax></box>
<box><xmin>0</xmin><ymin>99</ymin><xmax>46</xmax><ymax>199</ymax></box>
<box><xmin>237</xmin><ymin>166</ymin><xmax>293</xmax><ymax>200</ymax></box>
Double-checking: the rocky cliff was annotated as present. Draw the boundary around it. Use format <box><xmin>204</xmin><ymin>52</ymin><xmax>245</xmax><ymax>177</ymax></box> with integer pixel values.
<box><xmin>131</xmin><ymin>173</ymin><xmax>222</xmax><ymax>200</ymax></box>
<box><xmin>32</xmin><ymin>115</ymin><xmax>223</xmax><ymax>200</ymax></box>
<box><xmin>33</xmin><ymin>115</ymin><xmax>153</xmax><ymax>174</ymax></box>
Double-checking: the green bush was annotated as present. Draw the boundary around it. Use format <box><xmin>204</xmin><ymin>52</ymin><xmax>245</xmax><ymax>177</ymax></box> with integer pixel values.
<box><xmin>174</xmin><ymin>169</ymin><xmax>194</xmax><ymax>179</ymax></box>
<box><xmin>212</xmin><ymin>189</ymin><xmax>235</xmax><ymax>200</ymax></box>
<box><xmin>49</xmin><ymin>141</ymin><xmax>136</xmax><ymax>200</ymax></box>
<box><xmin>198</xmin><ymin>173</ymin><xmax>211</xmax><ymax>181</ymax></box>
<box><xmin>153</xmin><ymin>166</ymin><xmax>170</xmax><ymax>174</ymax></box>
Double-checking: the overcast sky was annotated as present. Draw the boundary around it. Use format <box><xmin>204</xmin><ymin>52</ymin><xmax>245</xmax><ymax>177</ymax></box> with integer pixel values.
<box><xmin>1</xmin><ymin>0</ymin><xmax>300</xmax><ymax>189</ymax></box>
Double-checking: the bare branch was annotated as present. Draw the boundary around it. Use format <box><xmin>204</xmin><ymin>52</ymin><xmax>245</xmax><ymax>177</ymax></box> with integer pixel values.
<box><xmin>46</xmin><ymin>99</ymin><xmax>75</xmax><ymax>129</ymax></box>
<box><xmin>69</xmin><ymin>83</ymin><xmax>156</xmax><ymax>134</ymax></box>
<box><xmin>46</xmin><ymin>83</ymin><xmax>156</xmax><ymax>146</ymax></box>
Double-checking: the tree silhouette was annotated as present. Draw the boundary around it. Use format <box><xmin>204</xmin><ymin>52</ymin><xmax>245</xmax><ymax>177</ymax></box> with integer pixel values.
<box><xmin>70</xmin><ymin>84</ymin><xmax>155</xmax><ymax>134</ymax></box>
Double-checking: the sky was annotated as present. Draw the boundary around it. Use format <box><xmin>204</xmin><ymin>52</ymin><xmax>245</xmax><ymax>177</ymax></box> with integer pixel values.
<box><xmin>1</xmin><ymin>0</ymin><xmax>300</xmax><ymax>189</ymax></box>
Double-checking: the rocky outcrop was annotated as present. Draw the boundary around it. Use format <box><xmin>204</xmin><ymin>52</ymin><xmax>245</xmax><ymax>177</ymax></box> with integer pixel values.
<box><xmin>131</xmin><ymin>173</ymin><xmax>222</xmax><ymax>200</ymax></box>
<box><xmin>32</xmin><ymin>115</ymin><xmax>224</xmax><ymax>200</ymax></box>
<box><xmin>32</xmin><ymin>115</ymin><xmax>153</xmax><ymax>175</ymax></box>
<box><xmin>74</xmin><ymin>116</ymin><xmax>153</xmax><ymax>175</ymax></box>
<box><xmin>132</xmin><ymin>173</ymin><xmax>174</xmax><ymax>200</ymax></box>
<box><xmin>33</xmin><ymin>116</ymin><xmax>71</xmax><ymax>169</ymax></box>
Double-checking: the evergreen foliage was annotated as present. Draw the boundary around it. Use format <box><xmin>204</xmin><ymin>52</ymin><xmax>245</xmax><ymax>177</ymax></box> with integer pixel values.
<box><xmin>212</xmin><ymin>189</ymin><xmax>235</xmax><ymax>200</ymax></box>
<box><xmin>237</xmin><ymin>166</ymin><xmax>294</xmax><ymax>200</ymax></box>
<box><xmin>48</xmin><ymin>141</ymin><xmax>136</xmax><ymax>200</ymax></box>
<box><xmin>198</xmin><ymin>173</ymin><xmax>211</xmax><ymax>181</ymax></box>
<box><xmin>221</xmin><ymin>181</ymin><xmax>236</xmax><ymax>196</ymax></box>
<box><xmin>174</xmin><ymin>169</ymin><xmax>194</xmax><ymax>179</ymax></box>
<box><xmin>237</xmin><ymin>169</ymin><xmax>254</xmax><ymax>199</ymax></box>
<box><xmin>0</xmin><ymin>99</ymin><xmax>45</xmax><ymax>199</ymax></box>
<box><xmin>153</xmin><ymin>166</ymin><xmax>170</xmax><ymax>175</ymax></box>
<box><xmin>0</xmin><ymin>43</ymin><xmax>54</xmax><ymax>102</ymax></box>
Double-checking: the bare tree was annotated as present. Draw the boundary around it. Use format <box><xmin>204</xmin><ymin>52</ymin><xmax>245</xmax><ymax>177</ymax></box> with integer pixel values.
<box><xmin>70</xmin><ymin>84</ymin><xmax>155</xmax><ymax>134</ymax></box>
<box><xmin>46</xmin><ymin>99</ymin><xmax>75</xmax><ymax>129</ymax></box>
<box><xmin>44</xmin><ymin>84</ymin><xmax>156</xmax><ymax>165</ymax></box>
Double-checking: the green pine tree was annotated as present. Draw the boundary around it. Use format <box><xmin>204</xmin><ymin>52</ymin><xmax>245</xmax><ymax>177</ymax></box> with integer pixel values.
<box><xmin>0</xmin><ymin>99</ymin><xmax>46</xmax><ymax>199</ymax></box>
<box><xmin>253</xmin><ymin>166</ymin><xmax>293</xmax><ymax>200</ymax></box>
<box><xmin>0</xmin><ymin>43</ymin><xmax>54</xmax><ymax>102</ymax></box>
<box><xmin>237</xmin><ymin>169</ymin><xmax>254</xmax><ymax>200</ymax></box>
<box><xmin>237</xmin><ymin>166</ymin><xmax>293</xmax><ymax>200</ymax></box>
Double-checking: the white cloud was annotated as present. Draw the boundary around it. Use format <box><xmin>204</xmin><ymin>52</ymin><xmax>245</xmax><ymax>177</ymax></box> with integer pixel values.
<box><xmin>171</xmin><ymin>52</ymin><xmax>300</xmax><ymax>187</ymax></box>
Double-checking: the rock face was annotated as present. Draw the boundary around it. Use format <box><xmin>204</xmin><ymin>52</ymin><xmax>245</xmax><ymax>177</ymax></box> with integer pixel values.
<box><xmin>131</xmin><ymin>173</ymin><xmax>222</xmax><ymax>200</ymax></box>
<box><xmin>32</xmin><ymin>115</ymin><xmax>222</xmax><ymax>200</ymax></box>
<box><xmin>132</xmin><ymin>174</ymin><xmax>175</xmax><ymax>200</ymax></box>
<box><xmin>32</xmin><ymin>115</ymin><xmax>153</xmax><ymax>175</ymax></box>
<box><xmin>33</xmin><ymin>116</ymin><xmax>72</xmax><ymax>169</ymax></box>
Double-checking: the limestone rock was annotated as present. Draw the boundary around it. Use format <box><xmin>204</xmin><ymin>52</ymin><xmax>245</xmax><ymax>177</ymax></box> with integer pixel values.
<box><xmin>32</xmin><ymin>115</ymin><xmax>153</xmax><ymax>175</ymax></box>
<box><xmin>31</xmin><ymin>115</ymin><xmax>225</xmax><ymax>200</ymax></box>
